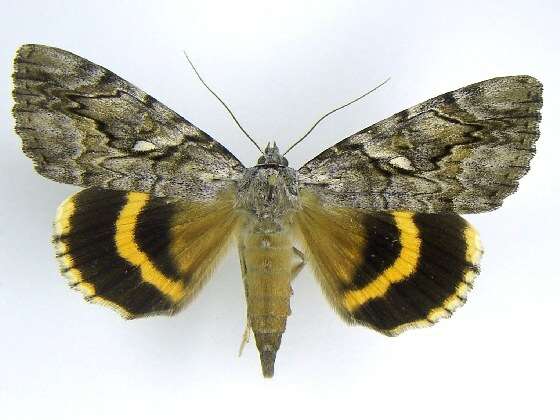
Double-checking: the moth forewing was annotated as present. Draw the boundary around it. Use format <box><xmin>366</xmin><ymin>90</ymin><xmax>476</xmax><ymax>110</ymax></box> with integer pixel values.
<box><xmin>298</xmin><ymin>75</ymin><xmax>542</xmax><ymax>214</ymax></box>
<box><xmin>12</xmin><ymin>44</ymin><xmax>245</xmax><ymax>201</ymax></box>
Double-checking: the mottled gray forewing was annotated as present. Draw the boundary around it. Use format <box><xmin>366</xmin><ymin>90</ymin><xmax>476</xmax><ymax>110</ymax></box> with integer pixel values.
<box><xmin>298</xmin><ymin>76</ymin><xmax>542</xmax><ymax>213</ymax></box>
<box><xmin>12</xmin><ymin>44</ymin><xmax>244</xmax><ymax>201</ymax></box>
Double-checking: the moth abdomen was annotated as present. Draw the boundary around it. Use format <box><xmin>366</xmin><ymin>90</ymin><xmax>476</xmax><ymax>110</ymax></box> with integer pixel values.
<box><xmin>238</xmin><ymin>229</ymin><xmax>296</xmax><ymax>378</ymax></box>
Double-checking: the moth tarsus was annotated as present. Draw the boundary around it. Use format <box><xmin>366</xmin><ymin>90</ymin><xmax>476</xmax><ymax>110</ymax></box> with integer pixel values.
<box><xmin>12</xmin><ymin>44</ymin><xmax>542</xmax><ymax>377</ymax></box>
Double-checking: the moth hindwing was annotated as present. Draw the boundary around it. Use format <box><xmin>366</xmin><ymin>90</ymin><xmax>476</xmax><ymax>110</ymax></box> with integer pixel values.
<box><xmin>12</xmin><ymin>44</ymin><xmax>542</xmax><ymax>377</ymax></box>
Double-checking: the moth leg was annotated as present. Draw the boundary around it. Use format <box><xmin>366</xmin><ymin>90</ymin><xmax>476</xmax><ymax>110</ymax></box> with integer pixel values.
<box><xmin>291</xmin><ymin>246</ymin><xmax>306</xmax><ymax>282</ymax></box>
<box><xmin>237</xmin><ymin>240</ymin><xmax>253</xmax><ymax>357</ymax></box>
<box><xmin>238</xmin><ymin>316</ymin><xmax>252</xmax><ymax>357</ymax></box>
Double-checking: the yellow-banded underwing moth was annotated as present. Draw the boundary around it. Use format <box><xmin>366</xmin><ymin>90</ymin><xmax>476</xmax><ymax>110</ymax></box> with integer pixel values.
<box><xmin>12</xmin><ymin>44</ymin><xmax>542</xmax><ymax>377</ymax></box>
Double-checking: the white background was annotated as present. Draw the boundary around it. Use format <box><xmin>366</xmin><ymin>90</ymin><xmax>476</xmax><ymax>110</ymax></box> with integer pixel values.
<box><xmin>1</xmin><ymin>1</ymin><xmax>559</xmax><ymax>419</ymax></box>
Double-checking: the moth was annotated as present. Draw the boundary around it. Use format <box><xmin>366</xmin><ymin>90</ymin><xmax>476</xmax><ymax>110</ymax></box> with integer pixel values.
<box><xmin>12</xmin><ymin>44</ymin><xmax>542</xmax><ymax>377</ymax></box>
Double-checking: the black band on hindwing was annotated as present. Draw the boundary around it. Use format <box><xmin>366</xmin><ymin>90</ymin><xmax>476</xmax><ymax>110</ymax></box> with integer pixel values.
<box><xmin>351</xmin><ymin>213</ymin><xmax>402</xmax><ymax>288</ymax></box>
<box><xmin>135</xmin><ymin>198</ymin><xmax>184</xmax><ymax>281</ymax></box>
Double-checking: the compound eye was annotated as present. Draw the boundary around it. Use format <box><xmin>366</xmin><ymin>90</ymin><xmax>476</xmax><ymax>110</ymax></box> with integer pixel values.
<box><xmin>257</xmin><ymin>156</ymin><xmax>266</xmax><ymax>164</ymax></box>
<box><xmin>281</xmin><ymin>157</ymin><xmax>289</xmax><ymax>166</ymax></box>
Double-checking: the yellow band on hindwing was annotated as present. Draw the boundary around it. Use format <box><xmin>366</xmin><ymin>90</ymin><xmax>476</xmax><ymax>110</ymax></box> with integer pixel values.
<box><xmin>54</xmin><ymin>195</ymin><xmax>75</xmax><ymax>237</ymax></box>
<box><xmin>55</xmin><ymin>195</ymin><xmax>88</xmax><ymax>287</ymax></box>
<box><xmin>342</xmin><ymin>211</ymin><xmax>421</xmax><ymax>311</ymax></box>
<box><xmin>114</xmin><ymin>192</ymin><xmax>187</xmax><ymax>304</ymax></box>
<box><xmin>464</xmin><ymin>225</ymin><xmax>482</xmax><ymax>265</ymax></box>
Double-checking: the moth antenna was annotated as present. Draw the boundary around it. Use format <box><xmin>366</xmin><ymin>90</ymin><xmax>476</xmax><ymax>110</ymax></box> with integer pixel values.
<box><xmin>183</xmin><ymin>51</ymin><xmax>263</xmax><ymax>154</ymax></box>
<box><xmin>283</xmin><ymin>77</ymin><xmax>391</xmax><ymax>156</ymax></box>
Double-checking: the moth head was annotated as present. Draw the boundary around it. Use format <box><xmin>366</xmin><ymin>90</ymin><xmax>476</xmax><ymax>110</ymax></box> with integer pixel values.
<box><xmin>257</xmin><ymin>142</ymin><xmax>289</xmax><ymax>167</ymax></box>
